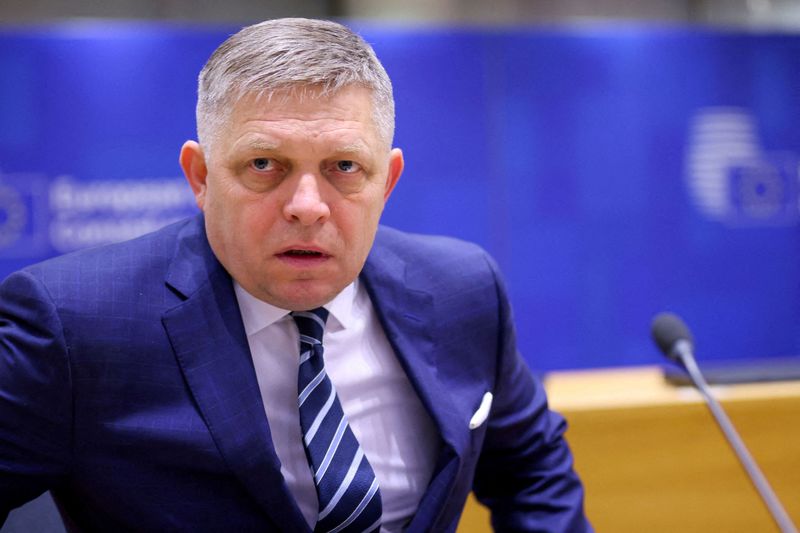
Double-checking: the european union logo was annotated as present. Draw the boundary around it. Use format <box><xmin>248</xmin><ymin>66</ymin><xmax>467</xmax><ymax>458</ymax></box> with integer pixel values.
<box><xmin>685</xmin><ymin>107</ymin><xmax>799</xmax><ymax>226</ymax></box>
<box><xmin>0</xmin><ymin>173</ymin><xmax>50</xmax><ymax>259</ymax></box>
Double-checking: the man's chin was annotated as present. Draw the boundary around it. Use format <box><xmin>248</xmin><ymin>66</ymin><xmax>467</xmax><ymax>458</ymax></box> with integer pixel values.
<box><xmin>257</xmin><ymin>282</ymin><xmax>343</xmax><ymax>312</ymax></box>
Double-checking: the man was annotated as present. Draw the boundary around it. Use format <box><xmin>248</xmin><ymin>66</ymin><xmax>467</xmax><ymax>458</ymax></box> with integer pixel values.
<box><xmin>0</xmin><ymin>18</ymin><xmax>590</xmax><ymax>532</ymax></box>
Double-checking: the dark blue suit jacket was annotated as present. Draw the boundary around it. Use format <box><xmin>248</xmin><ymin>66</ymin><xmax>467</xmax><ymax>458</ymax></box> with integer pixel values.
<box><xmin>0</xmin><ymin>214</ymin><xmax>589</xmax><ymax>532</ymax></box>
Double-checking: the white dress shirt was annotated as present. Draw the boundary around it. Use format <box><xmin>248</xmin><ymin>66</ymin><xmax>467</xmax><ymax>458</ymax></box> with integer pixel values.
<box><xmin>234</xmin><ymin>280</ymin><xmax>439</xmax><ymax>531</ymax></box>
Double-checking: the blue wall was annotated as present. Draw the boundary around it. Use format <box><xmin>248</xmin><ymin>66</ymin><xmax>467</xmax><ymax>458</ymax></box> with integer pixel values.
<box><xmin>1</xmin><ymin>22</ymin><xmax>798</xmax><ymax>371</ymax></box>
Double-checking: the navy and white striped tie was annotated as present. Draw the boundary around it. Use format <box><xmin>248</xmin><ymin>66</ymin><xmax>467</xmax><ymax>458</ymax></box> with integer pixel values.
<box><xmin>291</xmin><ymin>308</ymin><xmax>382</xmax><ymax>533</ymax></box>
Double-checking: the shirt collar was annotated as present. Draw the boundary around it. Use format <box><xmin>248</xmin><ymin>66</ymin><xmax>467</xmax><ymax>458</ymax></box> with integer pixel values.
<box><xmin>233</xmin><ymin>280</ymin><xmax>358</xmax><ymax>336</ymax></box>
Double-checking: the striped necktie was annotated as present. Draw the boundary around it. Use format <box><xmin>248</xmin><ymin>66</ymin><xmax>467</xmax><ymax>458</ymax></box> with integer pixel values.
<box><xmin>291</xmin><ymin>308</ymin><xmax>382</xmax><ymax>533</ymax></box>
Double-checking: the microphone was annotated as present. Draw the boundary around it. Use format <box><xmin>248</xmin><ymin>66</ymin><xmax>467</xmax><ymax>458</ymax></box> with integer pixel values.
<box><xmin>651</xmin><ymin>312</ymin><xmax>797</xmax><ymax>533</ymax></box>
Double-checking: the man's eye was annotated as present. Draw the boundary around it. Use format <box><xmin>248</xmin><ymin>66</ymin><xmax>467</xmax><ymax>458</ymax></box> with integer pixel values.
<box><xmin>251</xmin><ymin>158</ymin><xmax>273</xmax><ymax>171</ymax></box>
<box><xmin>336</xmin><ymin>160</ymin><xmax>360</xmax><ymax>173</ymax></box>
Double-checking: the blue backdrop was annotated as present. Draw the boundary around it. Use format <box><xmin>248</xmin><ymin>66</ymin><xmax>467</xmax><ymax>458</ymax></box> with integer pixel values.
<box><xmin>1</xmin><ymin>22</ymin><xmax>798</xmax><ymax>371</ymax></box>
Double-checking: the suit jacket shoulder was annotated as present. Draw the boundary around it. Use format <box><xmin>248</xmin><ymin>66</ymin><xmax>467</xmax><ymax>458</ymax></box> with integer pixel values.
<box><xmin>372</xmin><ymin>225</ymin><xmax>494</xmax><ymax>276</ymax></box>
<box><xmin>368</xmin><ymin>225</ymin><xmax>502</xmax><ymax>307</ymax></box>
<box><xmin>18</xmin><ymin>215</ymin><xmax>210</xmax><ymax>306</ymax></box>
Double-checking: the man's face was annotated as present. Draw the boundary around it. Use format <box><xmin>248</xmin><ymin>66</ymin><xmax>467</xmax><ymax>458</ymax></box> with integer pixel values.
<box><xmin>180</xmin><ymin>86</ymin><xmax>403</xmax><ymax>310</ymax></box>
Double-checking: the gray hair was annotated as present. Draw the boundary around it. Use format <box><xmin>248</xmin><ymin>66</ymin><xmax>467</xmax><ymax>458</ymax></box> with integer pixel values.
<box><xmin>196</xmin><ymin>18</ymin><xmax>395</xmax><ymax>152</ymax></box>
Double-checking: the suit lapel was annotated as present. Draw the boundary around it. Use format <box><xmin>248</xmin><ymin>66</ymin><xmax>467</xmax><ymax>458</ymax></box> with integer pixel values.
<box><xmin>161</xmin><ymin>216</ymin><xmax>310</xmax><ymax>532</ymax></box>
<box><xmin>361</xmin><ymin>235</ymin><xmax>470</xmax><ymax>529</ymax></box>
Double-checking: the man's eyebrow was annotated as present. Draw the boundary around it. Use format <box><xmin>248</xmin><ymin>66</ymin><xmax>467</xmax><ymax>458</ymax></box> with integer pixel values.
<box><xmin>239</xmin><ymin>139</ymin><xmax>280</xmax><ymax>152</ymax></box>
<box><xmin>334</xmin><ymin>141</ymin><xmax>370</xmax><ymax>155</ymax></box>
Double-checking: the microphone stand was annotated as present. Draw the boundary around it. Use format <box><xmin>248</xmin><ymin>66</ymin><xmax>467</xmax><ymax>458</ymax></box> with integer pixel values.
<box><xmin>674</xmin><ymin>340</ymin><xmax>798</xmax><ymax>533</ymax></box>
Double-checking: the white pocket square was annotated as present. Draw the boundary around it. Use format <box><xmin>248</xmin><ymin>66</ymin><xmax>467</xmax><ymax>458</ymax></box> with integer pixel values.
<box><xmin>469</xmin><ymin>391</ymin><xmax>493</xmax><ymax>429</ymax></box>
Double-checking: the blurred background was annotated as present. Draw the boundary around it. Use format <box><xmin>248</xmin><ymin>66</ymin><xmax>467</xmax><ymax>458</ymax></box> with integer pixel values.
<box><xmin>1</xmin><ymin>1</ymin><xmax>799</xmax><ymax>531</ymax></box>
<box><xmin>2</xmin><ymin>0</ymin><xmax>800</xmax><ymax>25</ymax></box>
<box><xmin>2</xmin><ymin>0</ymin><xmax>799</xmax><ymax>373</ymax></box>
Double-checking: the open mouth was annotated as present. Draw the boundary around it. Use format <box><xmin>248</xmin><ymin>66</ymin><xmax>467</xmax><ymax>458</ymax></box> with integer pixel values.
<box><xmin>277</xmin><ymin>248</ymin><xmax>331</xmax><ymax>265</ymax></box>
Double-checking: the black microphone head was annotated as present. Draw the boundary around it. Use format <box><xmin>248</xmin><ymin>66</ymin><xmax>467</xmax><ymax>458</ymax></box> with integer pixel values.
<box><xmin>651</xmin><ymin>312</ymin><xmax>694</xmax><ymax>358</ymax></box>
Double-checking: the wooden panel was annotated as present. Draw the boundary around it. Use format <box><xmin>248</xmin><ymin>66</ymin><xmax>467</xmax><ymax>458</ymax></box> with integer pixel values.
<box><xmin>548</xmin><ymin>367</ymin><xmax>800</xmax><ymax>532</ymax></box>
<box><xmin>457</xmin><ymin>493</ymin><xmax>491</xmax><ymax>533</ymax></box>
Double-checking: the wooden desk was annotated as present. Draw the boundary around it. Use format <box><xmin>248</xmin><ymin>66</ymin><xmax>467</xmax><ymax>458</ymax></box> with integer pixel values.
<box><xmin>457</xmin><ymin>366</ymin><xmax>800</xmax><ymax>532</ymax></box>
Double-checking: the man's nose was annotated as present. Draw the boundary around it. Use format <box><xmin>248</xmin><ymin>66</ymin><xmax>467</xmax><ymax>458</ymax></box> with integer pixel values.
<box><xmin>282</xmin><ymin>172</ymin><xmax>331</xmax><ymax>225</ymax></box>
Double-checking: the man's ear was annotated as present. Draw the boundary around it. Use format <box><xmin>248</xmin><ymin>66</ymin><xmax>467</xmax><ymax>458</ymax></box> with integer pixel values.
<box><xmin>383</xmin><ymin>148</ymin><xmax>404</xmax><ymax>202</ymax></box>
<box><xmin>179</xmin><ymin>141</ymin><xmax>208</xmax><ymax>210</ymax></box>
